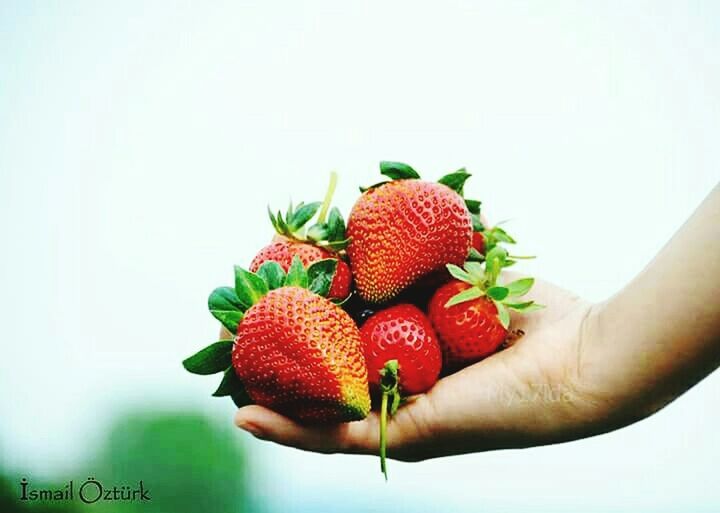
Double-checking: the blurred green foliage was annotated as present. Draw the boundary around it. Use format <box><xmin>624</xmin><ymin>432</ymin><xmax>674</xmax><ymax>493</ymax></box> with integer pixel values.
<box><xmin>1</xmin><ymin>409</ymin><xmax>255</xmax><ymax>513</ymax></box>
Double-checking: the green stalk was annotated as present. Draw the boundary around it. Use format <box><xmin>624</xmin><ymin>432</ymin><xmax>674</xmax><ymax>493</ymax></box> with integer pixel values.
<box><xmin>378</xmin><ymin>359</ymin><xmax>399</xmax><ymax>481</ymax></box>
<box><xmin>380</xmin><ymin>391</ymin><xmax>389</xmax><ymax>480</ymax></box>
<box><xmin>317</xmin><ymin>171</ymin><xmax>337</xmax><ymax>224</ymax></box>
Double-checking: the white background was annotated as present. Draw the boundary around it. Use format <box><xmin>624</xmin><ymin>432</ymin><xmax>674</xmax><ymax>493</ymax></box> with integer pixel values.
<box><xmin>1</xmin><ymin>1</ymin><xmax>719</xmax><ymax>511</ymax></box>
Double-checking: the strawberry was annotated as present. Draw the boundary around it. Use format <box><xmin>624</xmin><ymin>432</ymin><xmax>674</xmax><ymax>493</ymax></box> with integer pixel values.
<box><xmin>360</xmin><ymin>303</ymin><xmax>442</xmax><ymax>478</ymax></box>
<box><xmin>428</xmin><ymin>246</ymin><xmax>543</xmax><ymax>370</ymax></box>
<box><xmin>250</xmin><ymin>239</ymin><xmax>351</xmax><ymax>299</ymax></box>
<box><xmin>183</xmin><ymin>256</ymin><xmax>371</xmax><ymax>423</ymax></box>
<box><xmin>252</xmin><ymin>172</ymin><xmax>352</xmax><ymax>299</ymax></box>
<box><xmin>347</xmin><ymin>161</ymin><xmax>474</xmax><ymax>303</ymax></box>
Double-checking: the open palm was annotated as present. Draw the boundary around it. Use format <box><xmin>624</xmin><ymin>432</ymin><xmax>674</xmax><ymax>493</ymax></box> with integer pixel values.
<box><xmin>234</xmin><ymin>271</ymin><xmax>604</xmax><ymax>461</ymax></box>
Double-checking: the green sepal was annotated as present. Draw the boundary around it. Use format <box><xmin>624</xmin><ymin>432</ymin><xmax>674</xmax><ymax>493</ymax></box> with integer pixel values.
<box><xmin>321</xmin><ymin>238</ymin><xmax>350</xmax><ymax>251</ymax></box>
<box><xmin>285</xmin><ymin>255</ymin><xmax>308</xmax><ymax>288</ymax></box>
<box><xmin>505</xmin><ymin>301</ymin><xmax>545</xmax><ymax>312</ymax></box>
<box><xmin>437</xmin><ymin>168</ymin><xmax>471</xmax><ymax>195</ymax></box>
<box><xmin>288</xmin><ymin>201</ymin><xmax>321</xmax><ymax>232</ymax></box>
<box><xmin>306</xmin><ymin>223</ymin><xmax>329</xmax><ymax>242</ymax></box>
<box><xmin>445</xmin><ymin>286</ymin><xmax>484</xmax><ymax>307</ymax></box>
<box><xmin>231</xmin><ymin>388</ymin><xmax>253</xmax><ymax>408</ymax></box>
<box><xmin>307</xmin><ymin>258</ymin><xmax>338</xmax><ymax>296</ymax></box>
<box><xmin>505</xmin><ymin>277</ymin><xmax>534</xmax><ymax>297</ymax></box>
<box><xmin>465</xmin><ymin>198</ymin><xmax>482</xmax><ymax>214</ymax></box>
<box><xmin>213</xmin><ymin>366</ymin><xmax>240</xmax><ymax>396</ymax></box>
<box><xmin>484</xmin><ymin>246</ymin><xmax>508</xmax><ymax>286</ymax></box>
<box><xmin>379</xmin><ymin>161</ymin><xmax>420</xmax><ymax>180</ymax></box>
<box><xmin>255</xmin><ymin>261</ymin><xmax>286</xmax><ymax>290</ymax></box>
<box><xmin>487</xmin><ymin>286</ymin><xmax>509</xmax><ymax>301</ymax></box>
<box><xmin>183</xmin><ymin>340</ymin><xmax>234</xmax><ymax>375</ymax></box>
<box><xmin>234</xmin><ymin>265</ymin><xmax>269</xmax><ymax>308</ymax></box>
<box><xmin>208</xmin><ymin>287</ymin><xmax>245</xmax><ymax>332</ymax></box>
<box><xmin>472</xmin><ymin>213</ymin><xmax>485</xmax><ymax>232</ymax></box>
<box><xmin>326</xmin><ymin>207</ymin><xmax>346</xmax><ymax>242</ymax></box>
<box><xmin>464</xmin><ymin>261</ymin><xmax>485</xmax><ymax>282</ymax></box>
<box><xmin>467</xmin><ymin>247</ymin><xmax>485</xmax><ymax>262</ymax></box>
<box><xmin>446</xmin><ymin>263</ymin><xmax>472</xmax><ymax>283</ymax></box>
<box><xmin>359</xmin><ymin>180</ymin><xmax>389</xmax><ymax>193</ymax></box>
<box><xmin>495</xmin><ymin>302</ymin><xmax>511</xmax><ymax>329</ymax></box>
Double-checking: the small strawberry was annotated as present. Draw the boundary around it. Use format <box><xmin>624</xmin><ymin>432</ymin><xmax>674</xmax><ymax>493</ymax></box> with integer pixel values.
<box><xmin>360</xmin><ymin>304</ymin><xmax>442</xmax><ymax>479</ymax></box>
<box><xmin>183</xmin><ymin>256</ymin><xmax>371</xmax><ymax>423</ymax></box>
<box><xmin>347</xmin><ymin>161</ymin><xmax>474</xmax><ymax>303</ymax></box>
<box><xmin>251</xmin><ymin>172</ymin><xmax>352</xmax><ymax>299</ymax></box>
<box><xmin>428</xmin><ymin>246</ymin><xmax>543</xmax><ymax>370</ymax></box>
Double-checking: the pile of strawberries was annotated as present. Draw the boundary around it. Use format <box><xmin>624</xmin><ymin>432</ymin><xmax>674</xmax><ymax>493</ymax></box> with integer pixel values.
<box><xmin>184</xmin><ymin>161</ymin><xmax>541</xmax><ymax>477</ymax></box>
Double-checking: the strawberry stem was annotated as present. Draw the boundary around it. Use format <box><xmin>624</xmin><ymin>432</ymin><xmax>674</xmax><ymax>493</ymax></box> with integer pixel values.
<box><xmin>317</xmin><ymin>171</ymin><xmax>337</xmax><ymax>224</ymax></box>
<box><xmin>380</xmin><ymin>390</ymin><xmax>389</xmax><ymax>480</ymax></box>
<box><xmin>378</xmin><ymin>359</ymin><xmax>399</xmax><ymax>481</ymax></box>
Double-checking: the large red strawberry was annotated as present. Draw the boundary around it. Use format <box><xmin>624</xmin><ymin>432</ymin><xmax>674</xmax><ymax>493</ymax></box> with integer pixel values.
<box><xmin>183</xmin><ymin>256</ymin><xmax>371</xmax><ymax>423</ymax></box>
<box><xmin>428</xmin><ymin>246</ymin><xmax>542</xmax><ymax>370</ymax></box>
<box><xmin>360</xmin><ymin>303</ymin><xmax>442</xmax><ymax>478</ymax></box>
<box><xmin>347</xmin><ymin>162</ymin><xmax>474</xmax><ymax>303</ymax></box>
<box><xmin>251</xmin><ymin>172</ymin><xmax>352</xmax><ymax>300</ymax></box>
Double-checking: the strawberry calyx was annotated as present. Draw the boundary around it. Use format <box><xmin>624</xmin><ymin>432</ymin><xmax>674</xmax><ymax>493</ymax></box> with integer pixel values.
<box><xmin>268</xmin><ymin>172</ymin><xmax>350</xmax><ymax>251</ymax></box>
<box><xmin>378</xmin><ymin>359</ymin><xmax>401</xmax><ymax>481</ymax></box>
<box><xmin>183</xmin><ymin>256</ymin><xmax>339</xmax><ymax>406</ymax></box>
<box><xmin>444</xmin><ymin>246</ymin><xmax>544</xmax><ymax>329</ymax></box>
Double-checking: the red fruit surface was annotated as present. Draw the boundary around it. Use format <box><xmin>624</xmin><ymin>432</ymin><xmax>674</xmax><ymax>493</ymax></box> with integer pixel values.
<box><xmin>471</xmin><ymin>231</ymin><xmax>485</xmax><ymax>254</ymax></box>
<box><xmin>428</xmin><ymin>280</ymin><xmax>508</xmax><ymax>368</ymax></box>
<box><xmin>232</xmin><ymin>286</ymin><xmax>370</xmax><ymax>423</ymax></box>
<box><xmin>250</xmin><ymin>240</ymin><xmax>351</xmax><ymax>299</ymax></box>
<box><xmin>347</xmin><ymin>180</ymin><xmax>472</xmax><ymax>303</ymax></box>
<box><xmin>361</xmin><ymin>304</ymin><xmax>442</xmax><ymax>395</ymax></box>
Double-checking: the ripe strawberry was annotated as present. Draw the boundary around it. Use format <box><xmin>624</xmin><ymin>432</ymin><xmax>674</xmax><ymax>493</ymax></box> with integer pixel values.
<box><xmin>347</xmin><ymin>161</ymin><xmax>474</xmax><ymax>303</ymax></box>
<box><xmin>250</xmin><ymin>239</ymin><xmax>351</xmax><ymax>299</ymax></box>
<box><xmin>428</xmin><ymin>246</ymin><xmax>542</xmax><ymax>370</ymax></box>
<box><xmin>183</xmin><ymin>256</ymin><xmax>371</xmax><ymax>423</ymax></box>
<box><xmin>252</xmin><ymin>172</ymin><xmax>352</xmax><ymax>299</ymax></box>
<box><xmin>360</xmin><ymin>303</ymin><xmax>442</xmax><ymax>478</ymax></box>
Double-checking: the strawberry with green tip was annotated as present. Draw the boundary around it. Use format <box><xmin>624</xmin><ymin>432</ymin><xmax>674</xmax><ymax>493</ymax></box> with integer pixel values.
<box><xmin>183</xmin><ymin>256</ymin><xmax>371</xmax><ymax>423</ymax></box>
<box><xmin>347</xmin><ymin>161</ymin><xmax>474</xmax><ymax>303</ymax></box>
<box><xmin>428</xmin><ymin>246</ymin><xmax>543</xmax><ymax>370</ymax></box>
<box><xmin>360</xmin><ymin>303</ymin><xmax>442</xmax><ymax>478</ymax></box>
<box><xmin>251</xmin><ymin>172</ymin><xmax>352</xmax><ymax>300</ymax></box>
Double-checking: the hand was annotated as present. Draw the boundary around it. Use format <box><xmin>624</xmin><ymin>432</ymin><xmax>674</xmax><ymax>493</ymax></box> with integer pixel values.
<box><xmin>234</xmin><ymin>273</ymin><xmax>608</xmax><ymax>461</ymax></box>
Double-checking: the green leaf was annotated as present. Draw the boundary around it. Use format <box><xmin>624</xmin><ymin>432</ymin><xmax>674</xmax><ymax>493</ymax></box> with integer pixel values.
<box><xmin>465</xmin><ymin>198</ymin><xmax>482</xmax><ymax>214</ymax></box>
<box><xmin>471</xmin><ymin>213</ymin><xmax>484</xmax><ymax>232</ymax></box>
<box><xmin>255</xmin><ymin>261</ymin><xmax>286</xmax><ymax>290</ymax></box>
<box><xmin>495</xmin><ymin>302</ymin><xmax>511</xmax><ymax>329</ymax></box>
<box><xmin>288</xmin><ymin>201</ymin><xmax>321</xmax><ymax>231</ymax></box>
<box><xmin>322</xmin><ymin>238</ymin><xmax>350</xmax><ymax>251</ymax></box>
<box><xmin>438</xmin><ymin>168</ymin><xmax>471</xmax><ymax>195</ymax></box>
<box><xmin>445</xmin><ymin>286</ymin><xmax>484</xmax><ymax>307</ymax></box>
<box><xmin>467</xmin><ymin>247</ymin><xmax>485</xmax><ymax>261</ymax></box>
<box><xmin>487</xmin><ymin>286</ymin><xmax>509</xmax><ymax>301</ymax></box>
<box><xmin>464</xmin><ymin>261</ymin><xmax>485</xmax><ymax>282</ymax></box>
<box><xmin>446</xmin><ymin>263</ymin><xmax>472</xmax><ymax>283</ymax></box>
<box><xmin>359</xmin><ymin>180</ymin><xmax>389</xmax><ymax>193</ymax></box>
<box><xmin>183</xmin><ymin>340</ymin><xmax>233</xmax><ymax>375</ymax></box>
<box><xmin>306</xmin><ymin>223</ymin><xmax>328</xmax><ymax>242</ymax></box>
<box><xmin>285</xmin><ymin>255</ymin><xmax>308</xmax><ymax>288</ymax></box>
<box><xmin>231</xmin><ymin>388</ymin><xmax>253</xmax><ymax>408</ymax></box>
<box><xmin>267</xmin><ymin>206</ymin><xmax>280</xmax><ymax>233</ymax></box>
<box><xmin>491</xmin><ymin>226</ymin><xmax>516</xmax><ymax>244</ymax></box>
<box><xmin>307</xmin><ymin>258</ymin><xmax>338</xmax><ymax>296</ymax></box>
<box><xmin>505</xmin><ymin>301</ymin><xmax>545</xmax><ymax>312</ymax></box>
<box><xmin>276</xmin><ymin>210</ymin><xmax>289</xmax><ymax>234</ymax></box>
<box><xmin>505</xmin><ymin>277</ymin><xmax>534</xmax><ymax>297</ymax></box>
<box><xmin>213</xmin><ymin>366</ymin><xmax>245</xmax><ymax>397</ymax></box>
<box><xmin>208</xmin><ymin>286</ymin><xmax>245</xmax><ymax>332</ymax></box>
<box><xmin>379</xmin><ymin>161</ymin><xmax>420</xmax><ymax>180</ymax></box>
<box><xmin>234</xmin><ymin>266</ymin><xmax>268</xmax><ymax>307</ymax></box>
<box><xmin>326</xmin><ymin>207</ymin><xmax>346</xmax><ymax>241</ymax></box>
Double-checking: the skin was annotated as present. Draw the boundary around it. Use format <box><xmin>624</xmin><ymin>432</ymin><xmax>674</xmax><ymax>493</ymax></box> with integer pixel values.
<box><xmin>233</xmin><ymin>185</ymin><xmax>720</xmax><ymax>461</ymax></box>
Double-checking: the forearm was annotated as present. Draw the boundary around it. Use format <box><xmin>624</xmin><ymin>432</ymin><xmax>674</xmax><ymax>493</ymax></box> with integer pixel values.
<box><xmin>586</xmin><ymin>184</ymin><xmax>720</xmax><ymax>420</ymax></box>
